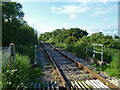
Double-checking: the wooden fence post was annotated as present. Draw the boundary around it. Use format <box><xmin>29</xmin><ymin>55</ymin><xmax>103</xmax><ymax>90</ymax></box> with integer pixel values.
<box><xmin>9</xmin><ymin>43</ymin><xmax>15</xmax><ymax>66</ymax></box>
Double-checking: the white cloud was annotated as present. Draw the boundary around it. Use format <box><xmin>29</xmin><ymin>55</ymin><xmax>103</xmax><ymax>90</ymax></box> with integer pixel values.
<box><xmin>91</xmin><ymin>3</ymin><xmax>117</xmax><ymax>16</ymax></box>
<box><xmin>25</xmin><ymin>18</ymin><xmax>70</xmax><ymax>35</ymax></box>
<box><xmin>52</xmin><ymin>3</ymin><xmax>117</xmax><ymax>17</ymax></box>
<box><xmin>25</xmin><ymin>18</ymin><xmax>36</xmax><ymax>27</ymax></box>
<box><xmin>80</xmin><ymin>24</ymin><xmax>118</xmax><ymax>36</ymax></box>
<box><xmin>104</xmin><ymin>18</ymin><xmax>107</xmax><ymax>21</ymax></box>
<box><xmin>100</xmin><ymin>29</ymin><xmax>103</xmax><ymax>32</ymax></box>
<box><xmin>86</xmin><ymin>29</ymin><xmax>94</xmax><ymax>35</ymax></box>
<box><xmin>104</xmin><ymin>30</ymin><xmax>112</xmax><ymax>34</ymax></box>
<box><xmin>113</xmin><ymin>30</ymin><xmax>117</xmax><ymax>34</ymax></box>
<box><xmin>70</xmin><ymin>14</ymin><xmax>77</xmax><ymax>19</ymax></box>
<box><xmin>86</xmin><ymin>24</ymin><xmax>117</xmax><ymax>31</ymax></box>
<box><xmin>81</xmin><ymin>27</ymin><xmax>86</xmax><ymax>30</ymax></box>
<box><xmin>52</xmin><ymin>5</ymin><xmax>89</xmax><ymax>14</ymax></box>
<box><xmin>52</xmin><ymin>5</ymin><xmax>89</xmax><ymax>19</ymax></box>
<box><xmin>25</xmin><ymin>17</ymin><xmax>55</xmax><ymax>35</ymax></box>
<box><xmin>92</xmin><ymin>11</ymin><xmax>108</xmax><ymax>16</ymax></box>
<box><xmin>36</xmin><ymin>24</ymin><xmax>54</xmax><ymax>34</ymax></box>
<box><xmin>87</xmin><ymin>29</ymin><xmax>117</xmax><ymax>36</ymax></box>
<box><xmin>62</xmin><ymin>23</ymin><xmax>69</xmax><ymax>27</ymax></box>
<box><xmin>51</xmin><ymin>7</ymin><xmax>56</xmax><ymax>10</ymax></box>
<box><xmin>98</xmin><ymin>30</ymin><xmax>117</xmax><ymax>36</ymax></box>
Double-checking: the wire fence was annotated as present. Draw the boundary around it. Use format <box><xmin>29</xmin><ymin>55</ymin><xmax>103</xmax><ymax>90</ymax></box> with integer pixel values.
<box><xmin>2</xmin><ymin>47</ymin><xmax>11</xmax><ymax>66</ymax></box>
<box><xmin>2</xmin><ymin>43</ymin><xmax>15</xmax><ymax>67</ymax></box>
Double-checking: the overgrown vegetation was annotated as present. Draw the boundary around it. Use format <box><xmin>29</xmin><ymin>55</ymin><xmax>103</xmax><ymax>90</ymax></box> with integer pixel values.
<box><xmin>38</xmin><ymin>28</ymin><xmax>88</xmax><ymax>44</ymax></box>
<box><xmin>2</xmin><ymin>2</ymin><xmax>41</xmax><ymax>89</ymax></box>
<box><xmin>2</xmin><ymin>54</ymin><xmax>42</xmax><ymax>89</ymax></box>
<box><xmin>2</xmin><ymin>2</ymin><xmax>37</xmax><ymax>58</ymax></box>
<box><xmin>39</xmin><ymin>28</ymin><xmax>120</xmax><ymax>78</ymax></box>
<box><xmin>92</xmin><ymin>51</ymin><xmax>119</xmax><ymax>78</ymax></box>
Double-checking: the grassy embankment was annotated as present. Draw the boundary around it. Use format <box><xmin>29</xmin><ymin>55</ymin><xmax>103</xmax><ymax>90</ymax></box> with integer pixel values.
<box><xmin>2</xmin><ymin>46</ymin><xmax>43</xmax><ymax>89</ymax></box>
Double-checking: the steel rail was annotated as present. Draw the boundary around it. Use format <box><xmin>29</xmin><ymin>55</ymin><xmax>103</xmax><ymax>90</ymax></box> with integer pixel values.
<box><xmin>40</xmin><ymin>41</ymin><xmax>70</xmax><ymax>90</ymax></box>
<box><xmin>46</xmin><ymin>42</ymin><xmax>119</xmax><ymax>90</ymax></box>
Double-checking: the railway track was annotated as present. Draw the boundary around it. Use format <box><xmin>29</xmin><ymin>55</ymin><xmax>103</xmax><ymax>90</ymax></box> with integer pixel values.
<box><xmin>31</xmin><ymin>41</ymin><xmax>119</xmax><ymax>90</ymax></box>
<box><xmin>35</xmin><ymin>41</ymin><xmax>65</xmax><ymax>88</ymax></box>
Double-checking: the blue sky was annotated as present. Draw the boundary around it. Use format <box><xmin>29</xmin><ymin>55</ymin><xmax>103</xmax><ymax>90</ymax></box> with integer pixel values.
<box><xmin>13</xmin><ymin>1</ymin><xmax>118</xmax><ymax>36</ymax></box>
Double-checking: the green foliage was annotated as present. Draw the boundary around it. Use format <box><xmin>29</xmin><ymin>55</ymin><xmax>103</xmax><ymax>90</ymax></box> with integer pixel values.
<box><xmin>2</xmin><ymin>2</ymin><xmax>40</xmax><ymax>89</ymax></box>
<box><xmin>81</xmin><ymin>35</ymin><xmax>120</xmax><ymax>49</ymax></box>
<box><xmin>16</xmin><ymin>45</ymin><xmax>35</xmax><ymax>59</ymax></box>
<box><xmin>65</xmin><ymin>44</ymin><xmax>87</xmax><ymax>59</ymax></box>
<box><xmin>95</xmin><ymin>51</ymin><xmax>119</xmax><ymax>78</ymax></box>
<box><xmin>2</xmin><ymin>54</ymin><xmax>30</xmax><ymax>89</ymax></box>
<box><xmin>39</xmin><ymin>28</ymin><xmax>88</xmax><ymax>44</ymax></box>
<box><xmin>41</xmin><ymin>30</ymin><xmax>119</xmax><ymax>78</ymax></box>
<box><xmin>64</xmin><ymin>36</ymin><xmax>76</xmax><ymax>44</ymax></box>
<box><xmin>2</xmin><ymin>54</ymin><xmax>42</xmax><ymax>89</ymax></box>
<box><xmin>2</xmin><ymin>2</ymin><xmax>37</xmax><ymax>57</ymax></box>
<box><xmin>29</xmin><ymin>67</ymin><xmax>43</xmax><ymax>82</ymax></box>
<box><xmin>2</xmin><ymin>2</ymin><xmax>24</xmax><ymax>22</ymax></box>
<box><xmin>114</xmin><ymin>35</ymin><xmax>120</xmax><ymax>39</ymax></box>
<box><xmin>40</xmin><ymin>27</ymin><xmax>119</xmax><ymax>63</ymax></box>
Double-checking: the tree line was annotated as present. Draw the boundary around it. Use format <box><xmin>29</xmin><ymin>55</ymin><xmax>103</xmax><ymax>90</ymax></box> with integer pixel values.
<box><xmin>39</xmin><ymin>28</ymin><xmax>88</xmax><ymax>44</ymax></box>
<box><xmin>2</xmin><ymin>2</ymin><xmax>37</xmax><ymax>58</ymax></box>
<box><xmin>39</xmin><ymin>28</ymin><xmax>120</xmax><ymax>49</ymax></box>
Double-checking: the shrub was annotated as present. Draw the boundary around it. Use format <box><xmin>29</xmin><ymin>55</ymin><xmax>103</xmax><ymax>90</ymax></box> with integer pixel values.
<box><xmin>16</xmin><ymin>45</ymin><xmax>35</xmax><ymax>59</ymax></box>
<box><xmin>2</xmin><ymin>54</ymin><xmax>30</xmax><ymax>89</ymax></box>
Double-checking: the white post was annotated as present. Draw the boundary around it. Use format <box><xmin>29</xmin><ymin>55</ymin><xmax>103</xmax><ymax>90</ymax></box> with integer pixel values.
<box><xmin>35</xmin><ymin>45</ymin><xmax>37</xmax><ymax>65</ymax></box>
<box><xmin>101</xmin><ymin>45</ymin><xmax>103</xmax><ymax>62</ymax></box>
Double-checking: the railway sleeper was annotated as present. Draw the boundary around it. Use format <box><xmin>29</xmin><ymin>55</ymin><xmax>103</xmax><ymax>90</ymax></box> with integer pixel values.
<box><xmin>31</xmin><ymin>81</ymin><xmax>69</xmax><ymax>90</ymax></box>
<box><xmin>70</xmin><ymin>79</ymin><xmax>114</xmax><ymax>90</ymax></box>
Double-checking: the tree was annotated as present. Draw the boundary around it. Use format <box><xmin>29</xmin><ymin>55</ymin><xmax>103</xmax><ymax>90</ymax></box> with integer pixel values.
<box><xmin>2</xmin><ymin>2</ymin><xmax>24</xmax><ymax>23</ymax></box>
<box><xmin>39</xmin><ymin>27</ymin><xmax>88</xmax><ymax>44</ymax></box>
<box><xmin>2</xmin><ymin>2</ymin><xmax>38</xmax><ymax>56</ymax></box>
<box><xmin>98</xmin><ymin>32</ymin><xmax>103</xmax><ymax>36</ymax></box>
<box><xmin>114</xmin><ymin>35</ymin><xmax>120</xmax><ymax>39</ymax></box>
<box><xmin>64</xmin><ymin>36</ymin><xmax>75</xmax><ymax>44</ymax></box>
<box><xmin>92</xmin><ymin>32</ymin><xmax>103</xmax><ymax>36</ymax></box>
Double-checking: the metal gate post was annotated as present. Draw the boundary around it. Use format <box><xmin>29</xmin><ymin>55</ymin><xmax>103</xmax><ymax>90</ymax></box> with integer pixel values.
<box><xmin>87</xmin><ymin>43</ymin><xmax>103</xmax><ymax>63</ymax></box>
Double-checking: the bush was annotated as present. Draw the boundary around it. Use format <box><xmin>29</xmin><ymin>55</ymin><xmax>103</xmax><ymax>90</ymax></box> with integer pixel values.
<box><xmin>2</xmin><ymin>54</ymin><xmax>30</xmax><ymax>89</ymax></box>
<box><xmin>16</xmin><ymin>45</ymin><xmax>35</xmax><ymax>59</ymax></box>
<box><xmin>94</xmin><ymin>51</ymin><xmax>119</xmax><ymax>78</ymax></box>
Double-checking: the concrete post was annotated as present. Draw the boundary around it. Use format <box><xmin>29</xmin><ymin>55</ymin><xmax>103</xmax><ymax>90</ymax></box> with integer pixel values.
<box><xmin>9</xmin><ymin>43</ymin><xmax>15</xmax><ymax>66</ymax></box>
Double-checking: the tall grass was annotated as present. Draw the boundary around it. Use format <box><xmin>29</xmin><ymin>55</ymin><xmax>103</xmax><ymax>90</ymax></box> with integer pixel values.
<box><xmin>104</xmin><ymin>51</ymin><xmax>119</xmax><ymax>78</ymax></box>
<box><xmin>2</xmin><ymin>53</ymin><xmax>42</xmax><ymax>89</ymax></box>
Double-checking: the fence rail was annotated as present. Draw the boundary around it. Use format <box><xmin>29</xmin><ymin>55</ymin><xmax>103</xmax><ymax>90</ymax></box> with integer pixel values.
<box><xmin>87</xmin><ymin>43</ymin><xmax>103</xmax><ymax>62</ymax></box>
